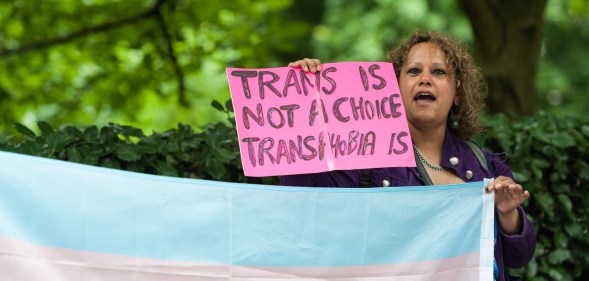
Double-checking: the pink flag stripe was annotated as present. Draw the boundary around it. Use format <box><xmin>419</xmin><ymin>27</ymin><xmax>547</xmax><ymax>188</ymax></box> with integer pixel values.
<box><xmin>1</xmin><ymin>236</ymin><xmax>480</xmax><ymax>280</ymax></box>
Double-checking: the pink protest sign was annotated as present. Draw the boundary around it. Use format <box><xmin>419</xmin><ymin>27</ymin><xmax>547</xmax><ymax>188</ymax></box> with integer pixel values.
<box><xmin>226</xmin><ymin>62</ymin><xmax>415</xmax><ymax>177</ymax></box>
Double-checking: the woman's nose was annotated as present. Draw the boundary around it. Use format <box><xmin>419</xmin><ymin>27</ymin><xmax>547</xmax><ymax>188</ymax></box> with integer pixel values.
<box><xmin>419</xmin><ymin>73</ymin><xmax>432</xmax><ymax>85</ymax></box>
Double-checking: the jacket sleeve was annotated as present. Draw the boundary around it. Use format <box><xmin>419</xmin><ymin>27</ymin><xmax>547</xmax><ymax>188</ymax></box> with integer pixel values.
<box><xmin>280</xmin><ymin>170</ymin><xmax>362</xmax><ymax>187</ymax></box>
<box><xmin>499</xmin><ymin>206</ymin><xmax>537</xmax><ymax>267</ymax></box>
<box><xmin>492</xmin><ymin>152</ymin><xmax>537</xmax><ymax>267</ymax></box>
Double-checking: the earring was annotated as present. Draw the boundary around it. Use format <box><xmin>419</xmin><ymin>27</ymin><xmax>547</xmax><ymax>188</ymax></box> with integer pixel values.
<box><xmin>456</xmin><ymin>80</ymin><xmax>461</xmax><ymax>88</ymax></box>
<box><xmin>449</xmin><ymin>107</ymin><xmax>460</xmax><ymax>130</ymax></box>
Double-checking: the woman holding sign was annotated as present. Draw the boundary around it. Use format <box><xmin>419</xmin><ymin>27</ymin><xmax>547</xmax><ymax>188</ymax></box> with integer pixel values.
<box><xmin>281</xmin><ymin>30</ymin><xmax>535</xmax><ymax>281</ymax></box>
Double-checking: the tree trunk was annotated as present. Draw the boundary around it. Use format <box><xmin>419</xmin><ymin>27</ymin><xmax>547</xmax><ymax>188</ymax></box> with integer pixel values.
<box><xmin>459</xmin><ymin>0</ymin><xmax>547</xmax><ymax>118</ymax></box>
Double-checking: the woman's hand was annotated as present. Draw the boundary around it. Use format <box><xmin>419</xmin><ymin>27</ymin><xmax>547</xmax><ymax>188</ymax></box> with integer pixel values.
<box><xmin>486</xmin><ymin>176</ymin><xmax>531</xmax><ymax>234</ymax></box>
<box><xmin>288</xmin><ymin>58</ymin><xmax>322</xmax><ymax>73</ymax></box>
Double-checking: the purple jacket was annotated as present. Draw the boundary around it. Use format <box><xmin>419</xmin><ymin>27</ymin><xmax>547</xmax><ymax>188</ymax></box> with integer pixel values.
<box><xmin>281</xmin><ymin>131</ymin><xmax>536</xmax><ymax>281</ymax></box>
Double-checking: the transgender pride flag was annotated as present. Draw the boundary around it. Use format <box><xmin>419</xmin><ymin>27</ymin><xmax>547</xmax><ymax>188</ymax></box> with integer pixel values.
<box><xmin>0</xmin><ymin>151</ymin><xmax>494</xmax><ymax>280</ymax></box>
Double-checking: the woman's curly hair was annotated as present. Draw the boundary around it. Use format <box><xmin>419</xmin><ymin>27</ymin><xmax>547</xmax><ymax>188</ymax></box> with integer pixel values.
<box><xmin>387</xmin><ymin>30</ymin><xmax>487</xmax><ymax>139</ymax></box>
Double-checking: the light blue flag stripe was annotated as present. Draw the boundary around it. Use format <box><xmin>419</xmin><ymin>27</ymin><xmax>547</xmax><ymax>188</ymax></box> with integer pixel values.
<box><xmin>0</xmin><ymin>151</ymin><xmax>485</xmax><ymax>267</ymax></box>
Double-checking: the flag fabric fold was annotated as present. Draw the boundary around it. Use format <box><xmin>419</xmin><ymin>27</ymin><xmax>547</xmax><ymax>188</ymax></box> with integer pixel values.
<box><xmin>0</xmin><ymin>151</ymin><xmax>494</xmax><ymax>280</ymax></box>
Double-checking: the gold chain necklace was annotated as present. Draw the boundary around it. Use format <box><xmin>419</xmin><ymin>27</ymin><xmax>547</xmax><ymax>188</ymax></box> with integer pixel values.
<box><xmin>413</xmin><ymin>145</ymin><xmax>445</xmax><ymax>172</ymax></box>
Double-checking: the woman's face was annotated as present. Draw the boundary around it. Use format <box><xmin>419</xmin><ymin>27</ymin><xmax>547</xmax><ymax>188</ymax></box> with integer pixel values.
<box><xmin>399</xmin><ymin>42</ymin><xmax>458</xmax><ymax>131</ymax></box>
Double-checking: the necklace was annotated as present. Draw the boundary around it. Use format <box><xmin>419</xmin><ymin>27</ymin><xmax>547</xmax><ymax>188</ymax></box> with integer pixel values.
<box><xmin>413</xmin><ymin>145</ymin><xmax>445</xmax><ymax>172</ymax></box>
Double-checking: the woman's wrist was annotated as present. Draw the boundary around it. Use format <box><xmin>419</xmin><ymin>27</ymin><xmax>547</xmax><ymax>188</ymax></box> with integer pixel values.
<box><xmin>497</xmin><ymin>208</ymin><xmax>521</xmax><ymax>235</ymax></box>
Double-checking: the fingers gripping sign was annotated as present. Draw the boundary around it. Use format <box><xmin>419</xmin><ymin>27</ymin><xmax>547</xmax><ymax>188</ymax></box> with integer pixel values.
<box><xmin>289</xmin><ymin>58</ymin><xmax>322</xmax><ymax>73</ymax></box>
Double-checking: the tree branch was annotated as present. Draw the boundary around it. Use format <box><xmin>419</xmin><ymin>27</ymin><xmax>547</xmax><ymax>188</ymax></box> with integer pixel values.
<box><xmin>2</xmin><ymin>0</ymin><xmax>191</xmax><ymax>108</ymax></box>
<box><xmin>155</xmin><ymin>10</ymin><xmax>188</xmax><ymax>107</ymax></box>
<box><xmin>0</xmin><ymin>0</ymin><xmax>167</xmax><ymax>57</ymax></box>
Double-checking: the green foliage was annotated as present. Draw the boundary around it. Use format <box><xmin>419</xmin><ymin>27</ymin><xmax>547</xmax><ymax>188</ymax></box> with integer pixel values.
<box><xmin>474</xmin><ymin>112</ymin><xmax>589</xmax><ymax>281</ymax></box>
<box><xmin>0</xmin><ymin>0</ymin><xmax>311</xmax><ymax>134</ymax></box>
<box><xmin>0</xmin><ymin>100</ymin><xmax>278</xmax><ymax>184</ymax></box>
<box><xmin>537</xmin><ymin>0</ymin><xmax>589</xmax><ymax>116</ymax></box>
<box><xmin>1</xmin><ymin>0</ymin><xmax>587</xmax><ymax>136</ymax></box>
<box><xmin>313</xmin><ymin>0</ymin><xmax>472</xmax><ymax>62</ymax></box>
<box><xmin>2</xmin><ymin>121</ymin><xmax>238</xmax><ymax>181</ymax></box>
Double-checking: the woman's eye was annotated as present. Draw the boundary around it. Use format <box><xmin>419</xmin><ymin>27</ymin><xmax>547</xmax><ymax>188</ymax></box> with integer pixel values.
<box><xmin>407</xmin><ymin>68</ymin><xmax>420</xmax><ymax>75</ymax></box>
<box><xmin>432</xmin><ymin>69</ymin><xmax>446</xmax><ymax>75</ymax></box>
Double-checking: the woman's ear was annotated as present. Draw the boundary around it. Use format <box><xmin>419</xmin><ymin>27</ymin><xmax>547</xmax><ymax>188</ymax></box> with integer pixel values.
<box><xmin>453</xmin><ymin>79</ymin><xmax>461</xmax><ymax>105</ymax></box>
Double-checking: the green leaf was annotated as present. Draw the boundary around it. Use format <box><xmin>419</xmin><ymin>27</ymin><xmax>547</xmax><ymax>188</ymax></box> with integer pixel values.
<box><xmin>547</xmin><ymin>268</ymin><xmax>566</xmax><ymax>280</ymax></box>
<box><xmin>115</xmin><ymin>144</ymin><xmax>142</xmax><ymax>161</ymax></box>
<box><xmin>84</xmin><ymin>126</ymin><xmax>99</xmax><ymax>140</ymax></box>
<box><xmin>45</xmin><ymin>132</ymin><xmax>68</xmax><ymax>152</ymax></box>
<box><xmin>225</xmin><ymin>98</ymin><xmax>234</xmax><ymax>112</ymax></box>
<box><xmin>126</xmin><ymin>161</ymin><xmax>145</xmax><ymax>173</ymax></box>
<box><xmin>564</xmin><ymin>223</ymin><xmax>584</xmax><ymax>238</ymax></box>
<box><xmin>164</xmin><ymin>142</ymin><xmax>180</xmax><ymax>153</ymax></box>
<box><xmin>548</xmin><ymin>249</ymin><xmax>571</xmax><ymax>264</ymax></box>
<box><xmin>101</xmin><ymin>158</ymin><xmax>121</xmax><ymax>170</ymax></box>
<box><xmin>80</xmin><ymin>144</ymin><xmax>103</xmax><ymax>165</ymax></box>
<box><xmin>17</xmin><ymin>140</ymin><xmax>43</xmax><ymax>155</ymax></box>
<box><xmin>108</xmin><ymin>123</ymin><xmax>143</xmax><ymax>138</ymax></box>
<box><xmin>135</xmin><ymin>144</ymin><xmax>157</xmax><ymax>154</ymax></box>
<box><xmin>581</xmin><ymin>125</ymin><xmax>589</xmax><ymax>137</ymax></box>
<box><xmin>550</xmin><ymin>133</ymin><xmax>576</xmax><ymax>148</ymax></box>
<box><xmin>14</xmin><ymin>123</ymin><xmax>36</xmax><ymax>138</ymax></box>
<box><xmin>165</xmin><ymin>154</ymin><xmax>178</xmax><ymax>165</ymax></box>
<box><xmin>37</xmin><ymin>121</ymin><xmax>54</xmax><ymax>136</ymax></box>
<box><xmin>211</xmin><ymin>100</ymin><xmax>225</xmax><ymax>112</ymax></box>
<box><xmin>535</xmin><ymin>192</ymin><xmax>554</xmax><ymax>210</ymax></box>
<box><xmin>554</xmin><ymin>231</ymin><xmax>569</xmax><ymax>249</ymax></box>
<box><xmin>156</xmin><ymin>161</ymin><xmax>178</xmax><ymax>177</ymax></box>
<box><xmin>66</xmin><ymin>146</ymin><xmax>82</xmax><ymax>163</ymax></box>
<box><xmin>63</xmin><ymin>126</ymin><xmax>84</xmax><ymax>139</ymax></box>
<box><xmin>177</xmin><ymin>123</ymin><xmax>193</xmax><ymax>139</ymax></box>
<box><xmin>207</xmin><ymin>159</ymin><xmax>227</xmax><ymax>180</ymax></box>
<box><xmin>557</xmin><ymin>194</ymin><xmax>573</xmax><ymax>212</ymax></box>
<box><xmin>100</xmin><ymin>126</ymin><xmax>117</xmax><ymax>144</ymax></box>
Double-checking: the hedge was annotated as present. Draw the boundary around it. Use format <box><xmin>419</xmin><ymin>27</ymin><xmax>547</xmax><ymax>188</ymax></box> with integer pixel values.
<box><xmin>475</xmin><ymin>112</ymin><xmax>589</xmax><ymax>281</ymax></box>
<box><xmin>0</xmin><ymin>102</ymin><xmax>587</xmax><ymax>281</ymax></box>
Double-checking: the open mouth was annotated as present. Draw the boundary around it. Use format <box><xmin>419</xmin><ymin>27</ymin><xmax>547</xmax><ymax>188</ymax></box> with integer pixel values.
<box><xmin>414</xmin><ymin>92</ymin><xmax>436</xmax><ymax>101</ymax></box>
